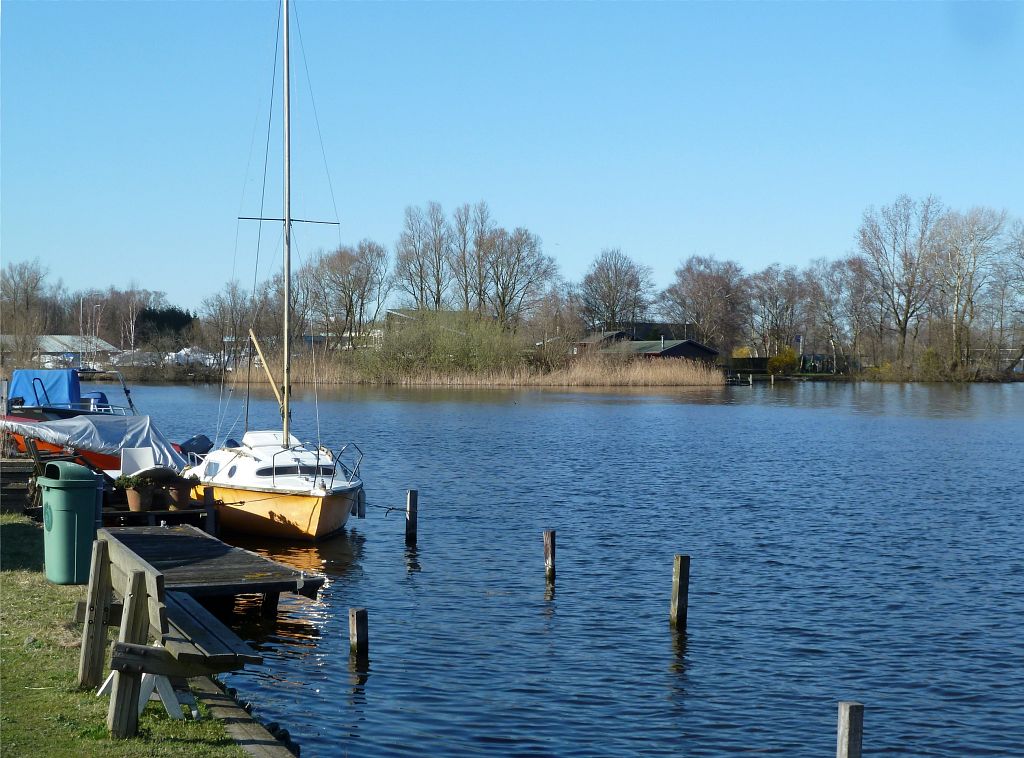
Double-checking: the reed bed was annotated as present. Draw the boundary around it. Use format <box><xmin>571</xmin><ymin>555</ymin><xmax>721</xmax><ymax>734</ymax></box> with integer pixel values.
<box><xmin>287</xmin><ymin>354</ymin><xmax>724</xmax><ymax>387</ymax></box>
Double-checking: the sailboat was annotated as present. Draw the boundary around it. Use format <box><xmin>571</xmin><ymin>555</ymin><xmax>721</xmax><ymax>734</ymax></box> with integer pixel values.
<box><xmin>183</xmin><ymin>0</ymin><xmax>364</xmax><ymax>541</ymax></box>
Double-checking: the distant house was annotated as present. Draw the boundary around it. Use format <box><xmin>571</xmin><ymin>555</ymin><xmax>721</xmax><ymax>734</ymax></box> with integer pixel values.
<box><xmin>600</xmin><ymin>338</ymin><xmax>719</xmax><ymax>362</ymax></box>
<box><xmin>0</xmin><ymin>334</ymin><xmax>120</xmax><ymax>368</ymax></box>
<box><xmin>600</xmin><ymin>322</ymin><xmax>700</xmax><ymax>342</ymax></box>
<box><xmin>573</xmin><ymin>331</ymin><xmax>627</xmax><ymax>355</ymax></box>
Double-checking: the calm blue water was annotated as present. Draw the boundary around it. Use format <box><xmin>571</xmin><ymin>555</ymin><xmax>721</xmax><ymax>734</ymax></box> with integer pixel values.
<box><xmin>115</xmin><ymin>381</ymin><xmax>1024</xmax><ymax>756</ymax></box>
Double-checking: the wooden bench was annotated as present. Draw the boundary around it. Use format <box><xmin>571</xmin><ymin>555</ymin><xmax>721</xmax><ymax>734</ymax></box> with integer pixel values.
<box><xmin>78</xmin><ymin>532</ymin><xmax>262</xmax><ymax>738</ymax></box>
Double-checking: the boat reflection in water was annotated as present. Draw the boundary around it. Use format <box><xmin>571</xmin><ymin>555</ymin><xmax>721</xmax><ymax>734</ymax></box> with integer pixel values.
<box><xmin>226</xmin><ymin>531</ymin><xmax>365</xmax><ymax>654</ymax></box>
<box><xmin>228</xmin><ymin>530</ymin><xmax>365</xmax><ymax>577</ymax></box>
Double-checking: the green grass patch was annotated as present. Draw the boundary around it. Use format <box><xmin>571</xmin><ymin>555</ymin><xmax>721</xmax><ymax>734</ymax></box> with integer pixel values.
<box><xmin>0</xmin><ymin>514</ymin><xmax>245</xmax><ymax>757</ymax></box>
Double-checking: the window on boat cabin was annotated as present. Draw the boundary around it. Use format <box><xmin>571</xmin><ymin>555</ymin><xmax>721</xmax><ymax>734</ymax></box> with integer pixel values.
<box><xmin>206</xmin><ymin>462</ymin><xmax>220</xmax><ymax>477</ymax></box>
<box><xmin>254</xmin><ymin>465</ymin><xmax>335</xmax><ymax>478</ymax></box>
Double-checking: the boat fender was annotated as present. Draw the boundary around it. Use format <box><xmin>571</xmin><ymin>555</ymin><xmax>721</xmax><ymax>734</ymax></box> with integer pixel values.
<box><xmin>356</xmin><ymin>489</ymin><xmax>366</xmax><ymax>519</ymax></box>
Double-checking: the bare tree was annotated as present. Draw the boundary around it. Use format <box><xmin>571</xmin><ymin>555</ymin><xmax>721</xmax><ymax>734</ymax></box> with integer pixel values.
<box><xmin>394</xmin><ymin>205</ymin><xmax>429</xmax><ymax>309</ymax></box>
<box><xmin>200</xmin><ymin>280</ymin><xmax>256</xmax><ymax>367</ymax></box>
<box><xmin>449</xmin><ymin>203</ymin><xmax>474</xmax><ymax>311</ymax></box>
<box><xmin>577</xmin><ymin>248</ymin><xmax>654</xmax><ymax>331</ymax></box>
<box><xmin>857</xmin><ymin>195</ymin><xmax>943</xmax><ymax>366</ymax></box>
<box><xmin>746</xmin><ymin>264</ymin><xmax>804</xmax><ymax>358</ymax></box>
<box><xmin>1</xmin><ymin>259</ymin><xmax>52</xmax><ymax>365</ymax></box>
<box><xmin>935</xmin><ymin>207</ymin><xmax>1007</xmax><ymax>372</ymax></box>
<box><xmin>424</xmin><ymin>201</ymin><xmax>451</xmax><ymax>309</ymax></box>
<box><xmin>659</xmin><ymin>255</ymin><xmax>746</xmax><ymax>354</ymax></box>
<box><xmin>350</xmin><ymin>239</ymin><xmax>391</xmax><ymax>341</ymax></box>
<box><xmin>802</xmin><ymin>258</ymin><xmax>849</xmax><ymax>372</ymax></box>
<box><xmin>488</xmin><ymin>227</ymin><xmax>557</xmax><ymax>329</ymax></box>
<box><xmin>471</xmin><ymin>201</ymin><xmax>497</xmax><ymax>314</ymax></box>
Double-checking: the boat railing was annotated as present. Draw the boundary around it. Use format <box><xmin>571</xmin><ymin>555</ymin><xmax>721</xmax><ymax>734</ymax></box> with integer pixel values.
<box><xmin>329</xmin><ymin>443</ymin><xmax>362</xmax><ymax>487</ymax></box>
<box><xmin>13</xmin><ymin>400</ymin><xmax>132</xmax><ymax>416</ymax></box>
<box><xmin>265</xmin><ymin>442</ymin><xmax>362</xmax><ymax>491</ymax></box>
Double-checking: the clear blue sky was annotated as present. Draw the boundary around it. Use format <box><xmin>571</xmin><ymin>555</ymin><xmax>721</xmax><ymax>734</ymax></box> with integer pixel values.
<box><xmin>3</xmin><ymin>1</ymin><xmax>1021</xmax><ymax>311</ymax></box>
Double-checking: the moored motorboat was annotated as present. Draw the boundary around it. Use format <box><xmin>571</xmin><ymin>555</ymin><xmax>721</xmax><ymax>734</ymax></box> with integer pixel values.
<box><xmin>4</xmin><ymin>368</ymin><xmax>137</xmax><ymax>421</ymax></box>
<box><xmin>0</xmin><ymin>414</ymin><xmax>186</xmax><ymax>473</ymax></box>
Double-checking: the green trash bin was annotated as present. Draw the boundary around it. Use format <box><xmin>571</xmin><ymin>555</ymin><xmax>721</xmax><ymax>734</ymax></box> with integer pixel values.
<box><xmin>39</xmin><ymin>461</ymin><xmax>101</xmax><ymax>585</ymax></box>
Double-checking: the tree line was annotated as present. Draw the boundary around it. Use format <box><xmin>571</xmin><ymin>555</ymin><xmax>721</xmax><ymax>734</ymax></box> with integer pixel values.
<box><xmin>3</xmin><ymin>194</ymin><xmax>1022</xmax><ymax>378</ymax></box>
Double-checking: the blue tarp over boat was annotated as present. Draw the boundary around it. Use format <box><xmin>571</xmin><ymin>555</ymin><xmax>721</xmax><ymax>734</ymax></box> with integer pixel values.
<box><xmin>7</xmin><ymin>369</ymin><xmax>81</xmax><ymax>409</ymax></box>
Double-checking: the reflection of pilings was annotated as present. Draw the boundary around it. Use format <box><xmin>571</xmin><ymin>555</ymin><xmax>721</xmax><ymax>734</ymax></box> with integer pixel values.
<box><xmin>669</xmin><ymin>630</ymin><xmax>687</xmax><ymax>675</ymax></box>
<box><xmin>404</xmin><ymin>545</ymin><xmax>421</xmax><ymax>573</ymax></box>
<box><xmin>348</xmin><ymin>651</ymin><xmax>369</xmax><ymax>688</ymax></box>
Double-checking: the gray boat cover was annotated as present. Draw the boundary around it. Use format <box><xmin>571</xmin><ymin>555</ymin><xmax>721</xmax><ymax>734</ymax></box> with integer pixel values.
<box><xmin>0</xmin><ymin>415</ymin><xmax>186</xmax><ymax>472</ymax></box>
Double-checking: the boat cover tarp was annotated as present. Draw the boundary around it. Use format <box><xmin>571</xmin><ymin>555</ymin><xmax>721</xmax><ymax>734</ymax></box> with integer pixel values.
<box><xmin>0</xmin><ymin>415</ymin><xmax>186</xmax><ymax>471</ymax></box>
<box><xmin>7</xmin><ymin>369</ymin><xmax>81</xmax><ymax>408</ymax></box>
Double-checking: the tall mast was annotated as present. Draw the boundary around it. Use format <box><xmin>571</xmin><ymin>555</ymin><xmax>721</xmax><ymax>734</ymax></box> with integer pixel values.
<box><xmin>281</xmin><ymin>0</ymin><xmax>292</xmax><ymax>446</ymax></box>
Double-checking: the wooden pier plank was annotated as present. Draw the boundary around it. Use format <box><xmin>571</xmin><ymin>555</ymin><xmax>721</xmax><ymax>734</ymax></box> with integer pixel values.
<box><xmin>99</xmin><ymin>525</ymin><xmax>323</xmax><ymax>597</ymax></box>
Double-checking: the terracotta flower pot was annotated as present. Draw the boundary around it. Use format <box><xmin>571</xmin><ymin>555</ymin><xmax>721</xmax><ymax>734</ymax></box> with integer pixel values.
<box><xmin>126</xmin><ymin>486</ymin><xmax>152</xmax><ymax>512</ymax></box>
<box><xmin>169</xmin><ymin>482</ymin><xmax>193</xmax><ymax>509</ymax></box>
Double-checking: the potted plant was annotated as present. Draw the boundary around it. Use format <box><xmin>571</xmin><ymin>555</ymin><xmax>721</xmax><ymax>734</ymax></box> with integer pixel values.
<box><xmin>115</xmin><ymin>474</ymin><xmax>155</xmax><ymax>512</ymax></box>
<box><xmin>169</xmin><ymin>474</ymin><xmax>200</xmax><ymax>509</ymax></box>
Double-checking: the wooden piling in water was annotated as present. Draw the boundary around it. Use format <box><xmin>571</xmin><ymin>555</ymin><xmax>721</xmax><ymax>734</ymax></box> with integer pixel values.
<box><xmin>836</xmin><ymin>701</ymin><xmax>863</xmax><ymax>758</ymax></box>
<box><xmin>670</xmin><ymin>554</ymin><xmax>690</xmax><ymax>631</ymax></box>
<box><xmin>349</xmin><ymin>608</ymin><xmax>368</xmax><ymax>657</ymax></box>
<box><xmin>544</xmin><ymin>530</ymin><xmax>556</xmax><ymax>583</ymax></box>
<box><xmin>405</xmin><ymin>490</ymin><xmax>418</xmax><ymax>546</ymax></box>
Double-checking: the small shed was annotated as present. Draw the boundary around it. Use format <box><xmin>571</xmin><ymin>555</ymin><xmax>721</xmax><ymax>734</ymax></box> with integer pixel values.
<box><xmin>574</xmin><ymin>331</ymin><xmax>627</xmax><ymax>355</ymax></box>
<box><xmin>600</xmin><ymin>338</ymin><xmax>719</xmax><ymax>362</ymax></box>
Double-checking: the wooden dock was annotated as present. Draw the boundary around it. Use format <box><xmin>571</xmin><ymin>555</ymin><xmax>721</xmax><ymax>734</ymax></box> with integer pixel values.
<box><xmin>0</xmin><ymin>457</ymin><xmax>34</xmax><ymax>513</ymax></box>
<box><xmin>101</xmin><ymin>525</ymin><xmax>324</xmax><ymax>598</ymax></box>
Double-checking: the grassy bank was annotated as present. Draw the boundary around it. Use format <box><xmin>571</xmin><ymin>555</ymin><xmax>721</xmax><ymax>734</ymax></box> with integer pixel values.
<box><xmin>0</xmin><ymin>514</ymin><xmax>243</xmax><ymax>757</ymax></box>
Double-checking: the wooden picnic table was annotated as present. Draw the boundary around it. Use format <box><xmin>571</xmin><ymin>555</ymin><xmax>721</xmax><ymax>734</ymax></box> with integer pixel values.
<box><xmin>79</xmin><ymin>524</ymin><xmax>326</xmax><ymax>737</ymax></box>
<box><xmin>100</xmin><ymin>524</ymin><xmax>324</xmax><ymax>599</ymax></box>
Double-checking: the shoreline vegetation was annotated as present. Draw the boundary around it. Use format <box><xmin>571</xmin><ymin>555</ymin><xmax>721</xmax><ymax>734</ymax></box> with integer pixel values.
<box><xmin>105</xmin><ymin>352</ymin><xmax>1022</xmax><ymax>388</ymax></box>
<box><xmin>111</xmin><ymin>354</ymin><xmax>725</xmax><ymax>388</ymax></box>
<box><xmin>4</xmin><ymin>196</ymin><xmax>1023</xmax><ymax>388</ymax></box>
<box><xmin>0</xmin><ymin>514</ymin><xmax>243</xmax><ymax>757</ymax></box>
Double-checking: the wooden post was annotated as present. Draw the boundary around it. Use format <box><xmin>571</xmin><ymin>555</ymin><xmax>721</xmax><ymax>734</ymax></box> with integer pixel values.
<box><xmin>543</xmin><ymin>530</ymin><xmax>556</xmax><ymax>583</ymax></box>
<box><xmin>670</xmin><ymin>554</ymin><xmax>690</xmax><ymax>631</ymax></box>
<box><xmin>405</xmin><ymin>490</ymin><xmax>418</xmax><ymax>547</ymax></box>
<box><xmin>836</xmin><ymin>701</ymin><xmax>863</xmax><ymax>758</ymax></box>
<box><xmin>348</xmin><ymin>607</ymin><xmax>368</xmax><ymax>657</ymax></box>
<box><xmin>749</xmin><ymin>373</ymin><xmax>753</xmax><ymax>386</ymax></box>
<box><xmin>261</xmin><ymin>592</ymin><xmax>280</xmax><ymax>618</ymax></box>
<box><xmin>203</xmin><ymin>487</ymin><xmax>218</xmax><ymax>536</ymax></box>
<box><xmin>770</xmin><ymin>373</ymin><xmax>775</xmax><ymax>386</ymax></box>
<box><xmin>78</xmin><ymin>540</ymin><xmax>112</xmax><ymax>688</ymax></box>
<box><xmin>107</xmin><ymin>570</ymin><xmax>150</xmax><ymax>738</ymax></box>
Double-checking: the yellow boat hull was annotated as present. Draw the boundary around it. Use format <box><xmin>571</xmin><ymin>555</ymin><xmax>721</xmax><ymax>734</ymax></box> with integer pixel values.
<box><xmin>195</xmin><ymin>485</ymin><xmax>355</xmax><ymax>541</ymax></box>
